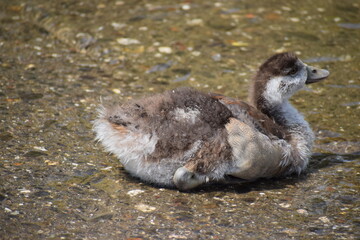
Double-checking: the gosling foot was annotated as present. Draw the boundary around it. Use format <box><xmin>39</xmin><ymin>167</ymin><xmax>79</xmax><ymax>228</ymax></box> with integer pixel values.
<box><xmin>173</xmin><ymin>167</ymin><xmax>207</xmax><ymax>191</ymax></box>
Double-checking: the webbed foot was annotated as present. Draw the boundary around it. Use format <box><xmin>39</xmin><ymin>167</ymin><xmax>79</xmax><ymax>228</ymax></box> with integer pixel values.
<box><xmin>173</xmin><ymin>167</ymin><xmax>206</xmax><ymax>191</ymax></box>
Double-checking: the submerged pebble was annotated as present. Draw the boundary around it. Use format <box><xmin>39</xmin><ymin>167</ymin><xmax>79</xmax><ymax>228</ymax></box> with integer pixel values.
<box><xmin>135</xmin><ymin>203</ymin><xmax>156</xmax><ymax>212</ymax></box>
<box><xmin>146</xmin><ymin>60</ymin><xmax>174</xmax><ymax>73</ymax></box>
<box><xmin>158</xmin><ymin>46</ymin><xmax>172</xmax><ymax>54</ymax></box>
<box><xmin>338</xmin><ymin>23</ymin><xmax>360</xmax><ymax>29</ymax></box>
<box><xmin>117</xmin><ymin>38</ymin><xmax>140</xmax><ymax>45</ymax></box>
<box><xmin>127</xmin><ymin>189</ymin><xmax>145</xmax><ymax>197</ymax></box>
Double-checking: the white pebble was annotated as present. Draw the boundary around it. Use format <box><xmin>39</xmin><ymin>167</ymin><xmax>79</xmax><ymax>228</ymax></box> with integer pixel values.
<box><xmin>158</xmin><ymin>46</ymin><xmax>172</xmax><ymax>54</ymax></box>
<box><xmin>319</xmin><ymin>216</ymin><xmax>331</xmax><ymax>223</ymax></box>
<box><xmin>135</xmin><ymin>203</ymin><xmax>156</xmax><ymax>212</ymax></box>
<box><xmin>296</xmin><ymin>209</ymin><xmax>309</xmax><ymax>215</ymax></box>
<box><xmin>112</xmin><ymin>88</ymin><xmax>121</xmax><ymax>94</ymax></box>
<box><xmin>290</xmin><ymin>18</ymin><xmax>300</xmax><ymax>22</ymax></box>
<box><xmin>127</xmin><ymin>189</ymin><xmax>145</xmax><ymax>197</ymax></box>
<box><xmin>181</xmin><ymin>4</ymin><xmax>191</xmax><ymax>10</ymax></box>
<box><xmin>187</xmin><ymin>19</ymin><xmax>203</xmax><ymax>26</ymax></box>
<box><xmin>4</xmin><ymin>207</ymin><xmax>12</xmax><ymax>213</ymax></box>
<box><xmin>33</xmin><ymin>146</ymin><xmax>47</xmax><ymax>152</ymax></box>
<box><xmin>19</xmin><ymin>188</ymin><xmax>31</xmax><ymax>194</ymax></box>
<box><xmin>117</xmin><ymin>38</ymin><xmax>140</xmax><ymax>45</ymax></box>
<box><xmin>191</xmin><ymin>51</ymin><xmax>201</xmax><ymax>56</ymax></box>
<box><xmin>111</xmin><ymin>22</ymin><xmax>126</xmax><ymax>30</ymax></box>
<box><xmin>279</xmin><ymin>202</ymin><xmax>291</xmax><ymax>208</ymax></box>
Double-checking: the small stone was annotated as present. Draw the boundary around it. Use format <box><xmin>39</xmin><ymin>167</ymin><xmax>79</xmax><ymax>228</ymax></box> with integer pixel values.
<box><xmin>117</xmin><ymin>38</ymin><xmax>140</xmax><ymax>45</ymax></box>
<box><xmin>290</xmin><ymin>18</ymin><xmax>300</xmax><ymax>22</ymax></box>
<box><xmin>44</xmin><ymin>160</ymin><xmax>59</xmax><ymax>166</ymax></box>
<box><xmin>115</xmin><ymin>1</ymin><xmax>124</xmax><ymax>6</ymax></box>
<box><xmin>135</xmin><ymin>203</ymin><xmax>156</xmax><ymax>212</ymax></box>
<box><xmin>127</xmin><ymin>189</ymin><xmax>145</xmax><ymax>197</ymax></box>
<box><xmin>281</xmin><ymin>6</ymin><xmax>291</xmax><ymax>11</ymax></box>
<box><xmin>25</xmin><ymin>64</ymin><xmax>36</xmax><ymax>70</ymax></box>
<box><xmin>97</xmin><ymin>4</ymin><xmax>106</xmax><ymax>9</ymax></box>
<box><xmin>10</xmin><ymin>210</ymin><xmax>20</xmax><ymax>216</ymax></box>
<box><xmin>187</xmin><ymin>19</ymin><xmax>203</xmax><ymax>26</ymax></box>
<box><xmin>34</xmin><ymin>146</ymin><xmax>47</xmax><ymax>152</ymax></box>
<box><xmin>169</xmin><ymin>234</ymin><xmax>187</xmax><ymax>239</ymax></box>
<box><xmin>296</xmin><ymin>209</ymin><xmax>309</xmax><ymax>215</ymax></box>
<box><xmin>319</xmin><ymin>216</ymin><xmax>331</xmax><ymax>223</ymax></box>
<box><xmin>230</xmin><ymin>41</ymin><xmax>249</xmax><ymax>47</ymax></box>
<box><xmin>158</xmin><ymin>47</ymin><xmax>172</xmax><ymax>54</ymax></box>
<box><xmin>279</xmin><ymin>202</ymin><xmax>291</xmax><ymax>208</ymax></box>
<box><xmin>112</xmin><ymin>88</ymin><xmax>121</xmax><ymax>94</ymax></box>
<box><xmin>282</xmin><ymin>228</ymin><xmax>297</xmax><ymax>234</ymax></box>
<box><xmin>191</xmin><ymin>51</ymin><xmax>201</xmax><ymax>56</ymax></box>
<box><xmin>111</xmin><ymin>22</ymin><xmax>127</xmax><ymax>30</ymax></box>
<box><xmin>100</xmin><ymin>166</ymin><xmax>112</xmax><ymax>171</ymax></box>
<box><xmin>212</xmin><ymin>53</ymin><xmax>221</xmax><ymax>61</ymax></box>
<box><xmin>181</xmin><ymin>4</ymin><xmax>191</xmax><ymax>10</ymax></box>
<box><xmin>19</xmin><ymin>188</ymin><xmax>31</xmax><ymax>194</ymax></box>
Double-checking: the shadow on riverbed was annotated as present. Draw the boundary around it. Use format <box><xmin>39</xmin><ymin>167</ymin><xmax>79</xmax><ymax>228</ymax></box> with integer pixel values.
<box><xmin>116</xmin><ymin>151</ymin><xmax>360</xmax><ymax>194</ymax></box>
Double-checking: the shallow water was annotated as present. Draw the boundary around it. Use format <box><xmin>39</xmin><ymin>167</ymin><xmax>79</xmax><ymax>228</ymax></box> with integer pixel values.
<box><xmin>0</xmin><ymin>0</ymin><xmax>359</xmax><ymax>239</ymax></box>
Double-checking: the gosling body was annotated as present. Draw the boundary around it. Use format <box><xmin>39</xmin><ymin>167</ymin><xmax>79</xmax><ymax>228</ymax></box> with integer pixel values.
<box><xmin>93</xmin><ymin>52</ymin><xmax>329</xmax><ymax>190</ymax></box>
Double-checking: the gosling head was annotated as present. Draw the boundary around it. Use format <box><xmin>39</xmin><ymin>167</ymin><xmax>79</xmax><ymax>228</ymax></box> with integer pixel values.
<box><xmin>251</xmin><ymin>52</ymin><xmax>329</xmax><ymax>110</ymax></box>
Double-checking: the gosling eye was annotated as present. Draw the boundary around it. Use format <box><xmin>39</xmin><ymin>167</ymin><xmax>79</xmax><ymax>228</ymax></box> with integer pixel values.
<box><xmin>287</xmin><ymin>67</ymin><xmax>298</xmax><ymax>76</ymax></box>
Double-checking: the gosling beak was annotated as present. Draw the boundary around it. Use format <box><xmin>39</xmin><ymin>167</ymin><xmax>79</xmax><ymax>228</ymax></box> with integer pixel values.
<box><xmin>305</xmin><ymin>65</ymin><xmax>330</xmax><ymax>84</ymax></box>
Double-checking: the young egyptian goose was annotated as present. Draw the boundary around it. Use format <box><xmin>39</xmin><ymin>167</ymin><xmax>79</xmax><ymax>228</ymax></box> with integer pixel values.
<box><xmin>93</xmin><ymin>52</ymin><xmax>329</xmax><ymax>190</ymax></box>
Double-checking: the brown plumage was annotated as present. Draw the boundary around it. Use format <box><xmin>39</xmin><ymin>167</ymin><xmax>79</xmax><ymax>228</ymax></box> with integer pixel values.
<box><xmin>93</xmin><ymin>52</ymin><xmax>329</xmax><ymax>190</ymax></box>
